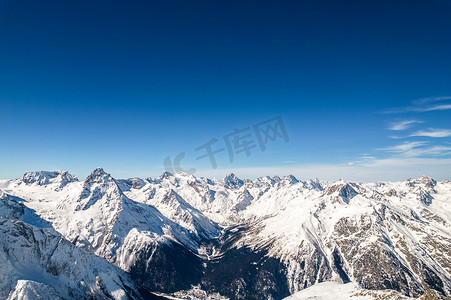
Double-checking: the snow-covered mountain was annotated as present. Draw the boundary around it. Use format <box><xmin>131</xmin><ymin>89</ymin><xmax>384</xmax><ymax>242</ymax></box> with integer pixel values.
<box><xmin>0</xmin><ymin>190</ymin><xmax>146</xmax><ymax>299</ymax></box>
<box><xmin>0</xmin><ymin>169</ymin><xmax>450</xmax><ymax>299</ymax></box>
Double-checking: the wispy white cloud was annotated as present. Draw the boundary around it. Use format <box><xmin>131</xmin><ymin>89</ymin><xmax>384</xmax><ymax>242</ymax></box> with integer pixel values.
<box><xmin>377</xmin><ymin>141</ymin><xmax>427</xmax><ymax>153</ymax></box>
<box><xmin>412</xmin><ymin>104</ymin><xmax>451</xmax><ymax>112</ymax></box>
<box><xmin>406</xmin><ymin>146</ymin><xmax>451</xmax><ymax>157</ymax></box>
<box><xmin>388</xmin><ymin>135</ymin><xmax>405</xmax><ymax>139</ymax></box>
<box><xmin>422</xmin><ymin>146</ymin><xmax>451</xmax><ymax>155</ymax></box>
<box><xmin>413</xmin><ymin>96</ymin><xmax>451</xmax><ymax>105</ymax></box>
<box><xmin>359</xmin><ymin>155</ymin><xmax>376</xmax><ymax>159</ymax></box>
<box><xmin>377</xmin><ymin>141</ymin><xmax>451</xmax><ymax>158</ymax></box>
<box><xmin>409</xmin><ymin>128</ymin><xmax>451</xmax><ymax>138</ymax></box>
<box><xmin>388</xmin><ymin>120</ymin><xmax>422</xmax><ymax>131</ymax></box>
<box><xmin>383</xmin><ymin>96</ymin><xmax>451</xmax><ymax>113</ymax></box>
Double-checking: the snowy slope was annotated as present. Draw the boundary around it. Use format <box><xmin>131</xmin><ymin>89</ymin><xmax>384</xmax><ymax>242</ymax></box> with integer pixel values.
<box><xmin>282</xmin><ymin>281</ymin><xmax>411</xmax><ymax>300</ymax></box>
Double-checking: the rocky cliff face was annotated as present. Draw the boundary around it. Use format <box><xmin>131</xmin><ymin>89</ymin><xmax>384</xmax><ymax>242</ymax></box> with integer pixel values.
<box><xmin>0</xmin><ymin>170</ymin><xmax>450</xmax><ymax>299</ymax></box>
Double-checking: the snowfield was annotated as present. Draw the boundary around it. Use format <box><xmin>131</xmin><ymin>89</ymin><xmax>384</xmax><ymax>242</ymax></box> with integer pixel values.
<box><xmin>282</xmin><ymin>281</ymin><xmax>413</xmax><ymax>300</ymax></box>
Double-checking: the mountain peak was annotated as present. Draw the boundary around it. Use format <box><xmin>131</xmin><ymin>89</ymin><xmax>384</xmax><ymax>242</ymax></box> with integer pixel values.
<box><xmin>224</xmin><ymin>172</ymin><xmax>237</xmax><ymax>179</ymax></box>
<box><xmin>22</xmin><ymin>171</ymin><xmax>78</xmax><ymax>186</ymax></box>
<box><xmin>282</xmin><ymin>175</ymin><xmax>299</xmax><ymax>184</ymax></box>
<box><xmin>222</xmin><ymin>173</ymin><xmax>244</xmax><ymax>188</ymax></box>
<box><xmin>83</xmin><ymin>168</ymin><xmax>112</xmax><ymax>186</ymax></box>
<box><xmin>417</xmin><ymin>175</ymin><xmax>437</xmax><ymax>188</ymax></box>
<box><xmin>326</xmin><ymin>182</ymin><xmax>358</xmax><ymax>203</ymax></box>
<box><xmin>160</xmin><ymin>171</ymin><xmax>173</xmax><ymax>179</ymax></box>
<box><xmin>339</xmin><ymin>183</ymin><xmax>358</xmax><ymax>201</ymax></box>
<box><xmin>91</xmin><ymin>167</ymin><xmax>107</xmax><ymax>176</ymax></box>
<box><xmin>408</xmin><ymin>175</ymin><xmax>437</xmax><ymax>189</ymax></box>
<box><xmin>78</xmin><ymin>168</ymin><xmax>123</xmax><ymax>211</ymax></box>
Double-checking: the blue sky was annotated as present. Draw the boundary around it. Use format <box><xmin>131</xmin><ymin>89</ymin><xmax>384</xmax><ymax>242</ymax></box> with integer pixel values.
<box><xmin>1</xmin><ymin>0</ymin><xmax>451</xmax><ymax>181</ymax></box>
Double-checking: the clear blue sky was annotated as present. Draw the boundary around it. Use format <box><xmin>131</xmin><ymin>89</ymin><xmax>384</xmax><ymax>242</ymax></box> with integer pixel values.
<box><xmin>1</xmin><ymin>0</ymin><xmax>451</xmax><ymax>181</ymax></box>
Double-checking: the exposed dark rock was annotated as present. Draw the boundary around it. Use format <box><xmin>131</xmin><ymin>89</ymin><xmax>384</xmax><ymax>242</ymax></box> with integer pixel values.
<box><xmin>202</xmin><ymin>246</ymin><xmax>290</xmax><ymax>300</ymax></box>
<box><xmin>332</xmin><ymin>248</ymin><xmax>350</xmax><ymax>283</ymax></box>
<box><xmin>128</xmin><ymin>240</ymin><xmax>203</xmax><ymax>294</ymax></box>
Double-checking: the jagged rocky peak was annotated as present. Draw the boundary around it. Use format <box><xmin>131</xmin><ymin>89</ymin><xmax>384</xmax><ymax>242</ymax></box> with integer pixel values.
<box><xmin>325</xmin><ymin>180</ymin><xmax>345</xmax><ymax>194</ymax></box>
<box><xmin>326</xmin><ymin>181</ymin><xmax>358</xmax><ymax>203</ymax></box>
<box><xmin>78</xmin><ymin>168</ymin><xmax>123</xmax><ymax>210</ymax></box>
<box><xmin>161</xmin><ymin>171</ymin><xmax>173</xmax><ymax>179</ymax></box>
<box><xmin>222</xmin><ymin>173</ymin><xmax>244</xmax><ymax>188</ymax></box>
<box><xmin>255</xmin><ymin>175</ymin><xmax>276</xmax><ymax>186</ymax></box>
<box><xmin>417</xmin><ymin>175</ymin><xmax>437</xmax><ymax>188</ymax></box>
<box><xmin>82</xmin><ymin>168</ymin><xmax>122</xmax><ymax>190</ymax></box>
<box><xmin>272</xmin><ymin>175</ymin><xmax>282</xmax><ymax>182</ymax></box>
<box><xmin>407</xmin><ymin>175</ymin><xmax>437</xmax><ymax>189</ymax></box>
<box><xmin>152</xmin><ymin>171</ymin><xmax>179</xmax><ymax>185</ymax></box>
<box><xmin>339</xmin><ymin>184</ymin><xmax>358</xmax><ymax>201</ymax></box>
<box><xmin>22</xmin><ymin>170</ymin><xmax>78</xmax><ymax>186</ymax></box>
<box><xmin>0</xmin><ymin>190</ymin><xmax>24</xmax><ymax>220</ymax></box>
<box><xmin>84</xmin><ymin>167</ymin><xmax>110</xmax><ymax>183</ymax></box>
<box><xmin>282</xmin><ymin>175</ymin><xmax>299</xmax><ymax>185</ymax></box>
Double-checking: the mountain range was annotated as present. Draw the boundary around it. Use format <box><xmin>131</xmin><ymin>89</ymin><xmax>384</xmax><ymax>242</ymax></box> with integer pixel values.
<box><xmin>0</xmin><ymin>168</ymin><xmax>450</xmax><ymax>299</ymax></box>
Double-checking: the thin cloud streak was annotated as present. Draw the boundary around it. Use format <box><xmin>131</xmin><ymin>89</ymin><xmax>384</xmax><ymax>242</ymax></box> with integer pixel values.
<box><xmin>413</xmin><ymin>96</ymin><xmax>451</xmax><ymax>105</ymax></box>
<box><xmin>377</xmin><ymin>141</ymin><xmax>427</xmax><ymax>152</ymax></box>
<box><xmin>382</xmin><ymin>96</ymin><xmax>451</xmax><ymax>113</ymax></box>
<box><xmin>377</xmin><ymin>141</ymin><xmax>451</xmax><ymax>157</ymax></box>
<box><xmin>414</xmin><ymin>104</ymin><xmax>451</xmax><ymax>112</ymax></box>
<box><xmin>409</xmin><ymin>128</ymin><xmax>451</xmax><ymax>138</ymax></box>
<box><xmin>388</xmin><ymin>120</ymin><xmax>422</xmax><ymax>130</ymax></box>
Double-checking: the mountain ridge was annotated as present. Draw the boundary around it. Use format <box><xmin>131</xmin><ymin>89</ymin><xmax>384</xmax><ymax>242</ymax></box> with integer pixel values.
<box><xmin>0</xmin><ymin>168</ymin><xmax>450</xmax><ymax>299</ymax></box>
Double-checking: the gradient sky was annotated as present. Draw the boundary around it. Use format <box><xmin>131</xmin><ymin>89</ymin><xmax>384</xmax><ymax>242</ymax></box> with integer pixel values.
<box><xmin>1</xmin><ymin>0</ymin><xmax>451</xmax><ymax>181</ymax></box>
